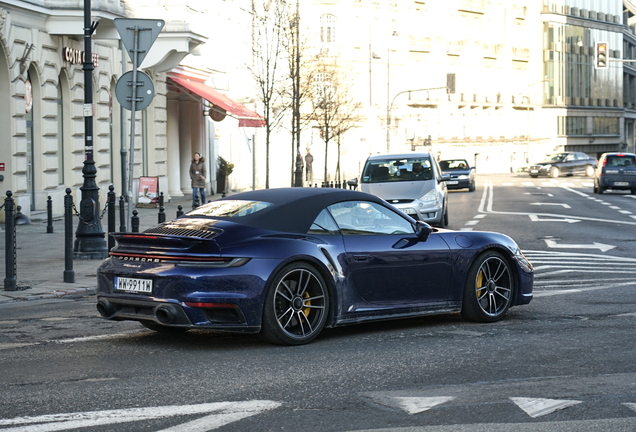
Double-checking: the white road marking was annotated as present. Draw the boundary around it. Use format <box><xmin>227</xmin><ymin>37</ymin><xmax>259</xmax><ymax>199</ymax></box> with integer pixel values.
<box><xmin>52</xmin><ymin>331</ymin><xmax>142</xmax><ymax>344</ymax></box>
<box><xmin>544</xmin><ymin>239</ymin><xmax>615</xmax><ymax>252</ymax></box>
<box><xmin>530</xmin><ymin>203</ymin><xmax>571</xmax><ymax>208</ymax></box>
<box><xmin>510</xmin><ymin>397</ymin><xmax>582</xmax><ymax>418</ymax></box>
<box><xmin>474</xmin><ymin>214</ymin><xmax>486</xmax><ymax>219</ymax></box>
<box><xmin>619</xmin><ymin>210</ymin><xmax>632</xmax><ymax>214</ymax></box>
<box><xmin>464</xmin><ymin>220</ymin><xmax>479</xmax><ymax>226</ymax></box>
<box><xmin>0</xmin><ymin>401</ymin><xmax>280</xmax><ymax>432</ymax></box>
<box><xmin>460</xmin><ymin>228</ymin><xmax>473</xmax><ymax>231</ymax></box>
<box><xmin>529</xmin><ymin>215</ymin><xmax>580</xmax><ymax>223</ymax></box>
<box><xmin>394</xmin><ymin>397</ymin><xmax>455</xmax><ymax>415</ymax></box>
<box><xmin>609</xmin><ymin>206</ymin><xmax>621</xmax><ymax>210</ymax></box>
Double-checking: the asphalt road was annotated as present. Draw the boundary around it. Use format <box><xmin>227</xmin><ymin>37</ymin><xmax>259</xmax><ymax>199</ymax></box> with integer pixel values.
<box><xmin>1</xmin><ymin>173</ymin><xmax>636</xmax><ymax>432</ymax></box>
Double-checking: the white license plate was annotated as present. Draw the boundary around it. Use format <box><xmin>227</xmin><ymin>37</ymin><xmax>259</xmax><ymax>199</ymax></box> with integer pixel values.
<box><xmin>615</xmin><ymin>182</ymin><xmax>629</xmax><ymax>186</ymax></box>
<box><xmin>530</xmin><ymin>170</ymin><xmax>538</xmax><ymax>173</ymax></box>
<box><xmin>447</xmin><ymin>180</ymin><xmax>459</xmax><ymax>185</ymax></box>
<box><xmin>114</xmin><ymin>277</ymin><xmax>153</xmax><ymax>293</ymax></box>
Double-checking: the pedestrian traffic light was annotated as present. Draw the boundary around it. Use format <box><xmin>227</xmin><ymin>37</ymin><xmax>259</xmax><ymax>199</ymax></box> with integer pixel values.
<box><xmin>595</xmin><ymin>42</ymin><xmax>608</xmax><ymax>69</ymax></box>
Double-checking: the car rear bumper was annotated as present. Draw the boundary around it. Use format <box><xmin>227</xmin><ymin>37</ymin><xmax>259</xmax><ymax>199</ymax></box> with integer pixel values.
<box><xmin>599</xmin><ymin>177</ymin><xmax>636</xmax><ymax>190</ymax></box>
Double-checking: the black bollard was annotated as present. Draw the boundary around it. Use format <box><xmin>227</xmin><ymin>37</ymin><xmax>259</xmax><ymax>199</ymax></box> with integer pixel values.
<box><xmin>64</xmin><ymin>188</ymin><xmax>75</xmax><ymax>283</ymax></box>
<box><xmin>222</xmin><ymin>192</ymin><xmax>227</xmax><ymax>198</ymax></box>
<box><xmin>158</xmin><ymin>192</ymin><xmax>166</xmax><ymax>223</ymax></box>
<box><xmin>176</xmin><ymin>205</ymin><xmax>184</xmax><ymax>218</ymax></box>
<box><xmin>46</xmin><ymin>196</ymin><xmax>54</xmax><ymax>233</ymax></box>
<box><xmin>107</xmin><ymin>186</ymin><xmax>116</xmax><ymax>251</ymax></box>
<box><xmin>4</xmin><ymin>191</ymin><xmax>17</xmax><ymax>291</ymax></box>
<box><xmin>15</xmin><ymin>205</ymin><xmax>31</xmax><ymax>225</ymax></box>
<box><xmin>131</xmin><ymin>210</ymin><xmax>140</xmax><ymax>233</ymax></box>
<box><xmin>119</xmin><ymin>196</ymin><xmax>127</xmax><ymax>232</ymax></box>
<box><xmin>192</xmin><ymin>194</ymin><xmax>200</xmax><ymax>210</ymax></box>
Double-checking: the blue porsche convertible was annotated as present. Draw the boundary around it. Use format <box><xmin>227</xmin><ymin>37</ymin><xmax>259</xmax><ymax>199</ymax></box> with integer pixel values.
<box><xmin>96</xmin><ymin>188</ymin><xmax>533</xmax><ymax>345</ymax></box>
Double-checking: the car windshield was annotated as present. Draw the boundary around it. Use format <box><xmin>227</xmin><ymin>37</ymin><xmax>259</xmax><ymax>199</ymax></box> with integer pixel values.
<box><xmin>188</xmin><ymin>200</ymin><xmax>272</xmax><ymax>217</ymax></box>
<box><xmin>440</xmin><ymin>159</ymin><xmax>469</xmax><ymax>170</ymax></box>
<box><xmin>606</xmin><ymin>155</ymin><xmax>636</xmax><ymax>167</ymax></box>
<box><xmin>546</xmin><ymin>153</ymin><xmax>568</xmax><ymax>162</ymax></box>
<box><xmin>361</xmin><ymin>157</ymin><xmax>433</xmax><ymax>183</ymax></box>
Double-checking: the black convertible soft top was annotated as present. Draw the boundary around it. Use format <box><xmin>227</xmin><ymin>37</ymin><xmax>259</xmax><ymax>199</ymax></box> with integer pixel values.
<box><xmin>203</xmin><ymin>187</ymin><xmax>391</xmax><ymax>234</ymax></box>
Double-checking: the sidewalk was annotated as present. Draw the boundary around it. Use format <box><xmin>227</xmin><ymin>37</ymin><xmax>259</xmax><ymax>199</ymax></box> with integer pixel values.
<box><xmin>0</xmin><ymin>192</ymin><xmax>228</xmax><ymax>304</ymax></box>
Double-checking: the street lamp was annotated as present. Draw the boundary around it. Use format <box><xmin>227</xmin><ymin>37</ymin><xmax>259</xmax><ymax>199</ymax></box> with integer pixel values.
<box><xmin>386</xmin><ymin>30</ymin><xmax>398</xmax><ymax>153</ymax></box>
<box><xmin>74</xmin><ymin>0</ymin><xmax>107</xmax><ymax>259</ymax></box>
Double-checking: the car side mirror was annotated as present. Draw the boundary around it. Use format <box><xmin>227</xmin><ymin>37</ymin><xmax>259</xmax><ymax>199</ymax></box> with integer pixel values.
<box><xmin>440</xmin><ymin>173</ymin><xmax>451</xmax><ymax>182</ymax></box>
<box><xmin>415</xmin><ymin>221</ymin><xmax>432</xmax><ymax>241</ymax></box>
<box><xmin>347</xmin><ymin>178</ymin><xmax>358</xmax><ymax>189</ymax></box>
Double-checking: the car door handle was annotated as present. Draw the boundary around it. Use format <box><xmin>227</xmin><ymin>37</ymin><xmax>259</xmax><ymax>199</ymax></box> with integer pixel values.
<box><xmin>353</xmin><ymin>254</ymin><xmax>372</xmax><ymax>262</ymax></box>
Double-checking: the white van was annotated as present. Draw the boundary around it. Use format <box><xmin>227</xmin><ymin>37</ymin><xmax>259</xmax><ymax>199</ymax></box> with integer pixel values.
<box><xmin>358</xmin><ymin>153</ymin><xmax>450</xmax><ymax>227</ymax></box>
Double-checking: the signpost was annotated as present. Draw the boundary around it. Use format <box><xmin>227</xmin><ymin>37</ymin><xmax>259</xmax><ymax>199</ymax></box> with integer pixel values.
<box><xmin>114</xmin><ymin>18</ymin><xmax>164</xmax><ymax>229</ymax></box>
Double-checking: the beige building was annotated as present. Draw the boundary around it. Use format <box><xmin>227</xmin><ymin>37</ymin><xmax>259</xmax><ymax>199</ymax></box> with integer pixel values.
<box><xmin>296</xmin><ymin>0</ymin><xmax>631</xmax><ymax>180</ymax></box>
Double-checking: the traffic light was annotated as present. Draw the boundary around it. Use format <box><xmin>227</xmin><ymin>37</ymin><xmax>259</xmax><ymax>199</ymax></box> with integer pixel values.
<box><xmin>595</xmin><ymin>42</ymin><xmax>608</xmax><ymax>69</ymax></box>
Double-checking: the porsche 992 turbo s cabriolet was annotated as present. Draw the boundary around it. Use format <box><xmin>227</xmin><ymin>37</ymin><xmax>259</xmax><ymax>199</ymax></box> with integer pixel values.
<box><xmin>97</xmin><ymin>188</ymin><xmax>533</xmax><ymax>345</ymax></box>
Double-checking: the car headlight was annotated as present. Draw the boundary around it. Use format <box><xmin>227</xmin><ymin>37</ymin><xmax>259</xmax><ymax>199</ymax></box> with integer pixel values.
<box><xmin>458</xmin><ymin>175</ymin><xmax>469</xmax><ymax>180</ymax></box>
<box><xmin>420</xmin><ymin>189</ymin><xmax>438</xmax><ymax>204</ymax></box>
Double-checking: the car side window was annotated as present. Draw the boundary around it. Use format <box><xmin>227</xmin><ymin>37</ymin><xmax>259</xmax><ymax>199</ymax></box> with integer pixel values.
<box><xmin>327</xmin><ymin>201</ymin><xmax>414</xmax><ymax>235</ymax></box>
<box><xmin>308</xmin><ymin>209</ymin><xmax>341</xmax><ymax>235</ymax></box>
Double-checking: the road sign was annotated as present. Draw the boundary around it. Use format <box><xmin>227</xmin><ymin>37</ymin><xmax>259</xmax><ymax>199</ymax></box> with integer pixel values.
<box><xmin>114</xmin><ymin>18</ymin><xmax>164</xmax><ymax>67</ymax></box>
<box><xmin>115</xmin><ymin>71</ymin><xmax>155</xmax><ymax>111</ymax></box>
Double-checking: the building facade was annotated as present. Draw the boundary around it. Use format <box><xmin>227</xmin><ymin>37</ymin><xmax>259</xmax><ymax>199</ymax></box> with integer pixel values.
<box><xmin>295</xmin><ymin>0</ymin><xmax>633</xmax><ymax>179</ymax></box>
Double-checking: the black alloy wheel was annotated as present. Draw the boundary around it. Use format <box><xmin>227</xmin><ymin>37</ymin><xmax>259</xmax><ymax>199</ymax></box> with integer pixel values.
<box><xmin>461</xmin><ymin>250</ymin><xmax>514</xmax><ymax>323</ymax></box>
<box><xmin>261</xmin><ymin>263</ymin><xmax>329</xmax><ymax>345</ymax></box>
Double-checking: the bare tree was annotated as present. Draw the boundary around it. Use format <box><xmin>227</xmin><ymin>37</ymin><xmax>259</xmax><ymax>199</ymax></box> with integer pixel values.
<box><xmin>248</xmin><ymin>0</ymin><xmax>289</xmax><ymax>189</ymax></box>
<box><xmin>310</xmin><ymin>57</ymin><xmax>365</xmax><ymax>183</ymax></box>
<box><xmin>283</xmin><ymin>0</ymin><xmax>317</xmax><ymax>186</ymax></box>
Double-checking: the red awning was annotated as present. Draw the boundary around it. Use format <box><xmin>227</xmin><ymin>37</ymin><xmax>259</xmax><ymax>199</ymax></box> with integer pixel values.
<box><xmin>169</xmin><ymin>77</ymin><xmax>265</xmax><ymax>128</ymax></box>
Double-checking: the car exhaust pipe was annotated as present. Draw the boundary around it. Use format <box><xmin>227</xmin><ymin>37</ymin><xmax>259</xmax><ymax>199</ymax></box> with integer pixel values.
<box><xmin>155</xmin><ymin>305</ymin><xmax>177</xmax><ymax>324</ymax></box>
<box><xmin>97</xmin><ymin>300</ymin><xmax>116</xmax><ymax>318</ymax></box>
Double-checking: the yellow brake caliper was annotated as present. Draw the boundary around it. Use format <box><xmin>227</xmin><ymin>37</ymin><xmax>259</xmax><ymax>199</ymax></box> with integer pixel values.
<box><xmin>476</xmin><ymin>270</ymin><xmax>485</xmax><ymax>299</ymax></box>
<box><xmin>302</xmin><ymin>291</ymin><xmax>311</xmax><ymax>317</ymax></box>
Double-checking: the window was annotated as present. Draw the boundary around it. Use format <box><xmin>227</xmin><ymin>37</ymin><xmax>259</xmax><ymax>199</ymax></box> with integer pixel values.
<box><xmin>188</xmin><ymin>200</ymin><xmax>272</xmax><ymax>217</ymax></box>
<box><xmin>308</xmin><ymin>209</ymin><xmax>340</xmax><ymax>235</ymax></box>
<box><xmin>592</xmin><ymin>117</ymin><xmax>619</xmax><ymax>135</ymax></box>
<box><xmin>557</xmin><ymin>116</ymin><xmax>586</xmax><ymax>136</ymax></box>
<box><xmin>361</xmin><ymin>156</ymin><xmax>433</xmax><ymax>183</ymax></box>
<box><xmin>328</xmin><ymin>201</ymin><xmax>414</xmax><ymax>235</ymax></box>
<box><xmin>320</xmin><ymin>14</ymin><xmax>337</xmax><ymax>44</ymax></box>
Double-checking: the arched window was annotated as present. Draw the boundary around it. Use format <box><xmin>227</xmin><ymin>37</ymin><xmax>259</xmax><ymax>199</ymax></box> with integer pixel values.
<box><xmin>320</xmin><ymin>14</ymin><xmax>337</xmax><ymax>44</ymax></box>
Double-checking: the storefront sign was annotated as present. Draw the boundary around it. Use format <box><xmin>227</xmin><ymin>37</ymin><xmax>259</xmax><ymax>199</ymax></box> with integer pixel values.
<box><xmin>137</xmin><ymin>176</ymin><xmax>159</xmax><ymax>207</ymax></box>
<box><xmin>0</xmin><ymin>163</ymin><xmax>5</xmax><ymax>171</ymax></box>
<box><xmin>63</xmin><ymin>47</ymin><xmax>99</xmax><ymax>68</ymax></box>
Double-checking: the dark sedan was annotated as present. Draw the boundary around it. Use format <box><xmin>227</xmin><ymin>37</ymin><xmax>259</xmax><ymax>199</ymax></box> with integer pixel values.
<box><xmin>96</xmin><ymin>188</ymin><xmax>533</xmax><ymax>345</ymax></box>
<box><xmin>529</xmin><ymin>152</ymin><xmax>597</xmax><ymax>178</ymax></box>
<box><xmin>439</xmin><ymin>159</ymin><xmax>476</xmax><ymax>191</ymax></box>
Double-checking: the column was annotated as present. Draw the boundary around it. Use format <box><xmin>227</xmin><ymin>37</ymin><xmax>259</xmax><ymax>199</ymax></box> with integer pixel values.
<box><xmin>166</xmin><ymin>97</ymin><xmax>183</xmax><ymax>197</ymax></box>
<box><xmin>179</xmin><ymin>99</ymin><xmax>192</xmax><ymax>195</ymax></box>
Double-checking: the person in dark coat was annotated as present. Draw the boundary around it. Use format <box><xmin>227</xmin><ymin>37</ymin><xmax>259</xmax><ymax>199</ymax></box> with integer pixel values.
<box><xmin>190</xmin><ymin>152</ymin><xmax>206</xmax><ymax>207</ymax></box>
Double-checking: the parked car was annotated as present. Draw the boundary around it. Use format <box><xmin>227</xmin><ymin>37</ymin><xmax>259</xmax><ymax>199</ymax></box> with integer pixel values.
<box><xmin>593</xmin><ymin>152</ymin><xmax>636</xmax><ymax>194</ymax></box>
<box><xmin>439</xmin><ymin>159</ymin><xmax>476</xmax><ymax>191</ymax></box>
<box><xmin>529</xmin><ymin>152</ymin><xmax>597</xmax><ymax>178</ymax></box>
<box><xmin>359</xmin><ymin>153</ymin><xmax>450</xmax><ymax>227</ymax></box>
<box><xmin>96</xmin><ymin>188</ymin><xmax>534</xmax><ymax>345</ymax></box>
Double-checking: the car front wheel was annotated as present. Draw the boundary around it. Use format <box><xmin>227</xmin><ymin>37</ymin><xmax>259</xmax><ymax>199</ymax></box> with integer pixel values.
<box><xmin>550</xmin><ymin>167</ymin><xmax>560</xmax><ymax>178</ymax></box>
<box><xmin>261</xmin><ymin>263</ymin><xmax>329</xmax><ymax>345</ymax></box>
<box><xmin>461</xmin><ymin>251</ymin><xmax>514</xmax><ymax>323</ymax></box>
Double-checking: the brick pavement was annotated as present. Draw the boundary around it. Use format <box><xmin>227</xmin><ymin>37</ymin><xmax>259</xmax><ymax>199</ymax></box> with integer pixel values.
<box><xmin>0</xmin><ymin>193</ymin><xmax>227</xmax><ymax>304</ymax></box>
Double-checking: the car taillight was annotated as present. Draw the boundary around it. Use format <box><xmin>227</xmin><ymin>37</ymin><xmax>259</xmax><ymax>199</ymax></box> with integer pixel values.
<box><xmin>185</xmin><ymin>302</ymin><xmax>238</xmax><ymax>309</ymax></box>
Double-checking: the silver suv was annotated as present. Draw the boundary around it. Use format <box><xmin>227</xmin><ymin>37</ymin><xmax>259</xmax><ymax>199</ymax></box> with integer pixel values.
<box><xmin>359</xmin><ymin>153</ymin><xmax>450</xmax><ymax>227</ymax></box>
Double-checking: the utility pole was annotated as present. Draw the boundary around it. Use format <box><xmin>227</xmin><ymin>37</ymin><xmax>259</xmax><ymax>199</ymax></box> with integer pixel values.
<box><xmin>74</xmin><ymin>0</ymin><xmax>107</xmax><ymax>259</ymax></box>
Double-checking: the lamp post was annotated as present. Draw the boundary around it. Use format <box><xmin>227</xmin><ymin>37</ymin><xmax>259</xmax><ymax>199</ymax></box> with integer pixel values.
<box><xmin>74</xmin><ymin>0</ymin><xmax>107</xmax><ymax>259</ymax></box>
<box><xmin>386</xmin><ymin>30</ymin><xmax>398</xmax><ymax>153</ymax></box>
